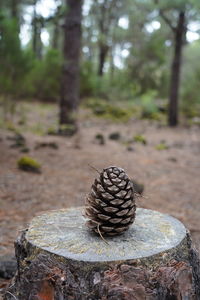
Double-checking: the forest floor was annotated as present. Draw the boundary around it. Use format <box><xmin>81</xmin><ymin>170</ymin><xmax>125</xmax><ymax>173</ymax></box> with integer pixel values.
<box><xmin>0</xmin><ymin>101</ymin><xmax>200</xmax><ymax>293</ymax></box>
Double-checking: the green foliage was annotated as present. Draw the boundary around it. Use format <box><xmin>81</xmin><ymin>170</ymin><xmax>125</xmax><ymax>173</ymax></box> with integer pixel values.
<box><xmin>0</xmin><ymin>0</ymin><xmax>199</xmax><ymax>126</ymax></box>
<box><xmin>181</xmin><ymin>41</ymin><xmax>200</xmax><ymax>118</ymax></box>
<box><xmin>2</xmin><ymin>118</ymin><xmax>22</xmax><ymax>134</ymax></box>
<box><xmin>58</xmin><ymin>124</ymin><xmax>77</xmax><ymax>136</ymax></box>
<box><xmin>81</xmin><ymin>70</ymin><xmax>112</xmax><ymax>100</ymax></box>
<box><xmin>106</xmin><ymin>106</ymin><xmax>133</xmax><ymax>121</ymax></box>
<box><xmin>155</xmin><ymin>142</ymin><xmax>169</xmax><ymax>150</ymax></box>
<box><xmin>129</xmin><ymin>40</ymin><xmax>167</xmax><ymax>94</ymax></box>
<box><xmin>107</xmin><ymin>72</ymin><xmax>141</xmax><ymax>102</ymax></box>
<box><xmin>46</xmin><ymin>127</ymin><xmax>56</xmax><ymax>135</ymax></box>
<box><xmin>47</xmin><ymin>127</ymin><xmax>57</xmax><ymax>135</ymax></box>
<box><xmin>188</xmin><ymin>117</ymin><xmax>200</xmax><ymax>126</ymax></box>
<box><xmin>133</xmin><ymin>135</ymin><xmax>147</xmax><ymax>145</ymax></box>
<box><xmin>4</xmin><ymin>121</ymin><xmax>18</xmax><ymax>132</ymax></box>
<box><xmin>0</xmin><ymin>16</ymin><xmax>30</xmax><ymax>97</ymax></box>
<box><xmin>84</xmin><ymin>98</ymin><xmax>135</xmax><ymax>122</ymax></box>
<box><xmin>29</xmin><ymin>123</ymin><xmax>45</xmax><ymax>136</ymax></box>
<box><xmin>139</xmin><ymin>91</ymin><xmax>164</xmax><ymax>120</ymax></box>
<box><xmin>80</xmin><ymin>61</ymin><xmax>97</xmax><ymax>97</ymax></box>
<box><xmin>17</xmin><ymin>156</ymin><xmax>41</xmax><ymax>173</ymax></box>
<box><xmin>22</xmin><ymin>49</ymin><xmax>62</xmax><ymax>101</ymax></box>
<box><xmin>154</xmin><ymin>0</ymin><xmax>194</xmax><ymax>10</ymax></box>
<box><xmin>80</xmin><ymin>62</ymin><xmax>140</xmax><ymax>102</ymax></box>
<box><xmin>86</xmin><ymin>98</ymin><xmax>109</xmax><ymax>115</ymax></box>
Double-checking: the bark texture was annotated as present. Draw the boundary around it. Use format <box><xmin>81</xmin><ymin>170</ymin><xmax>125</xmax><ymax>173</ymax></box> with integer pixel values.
<box><xmin>32</xmin><ymin>0</ymin><xmax>44</xmax><ymax>59</ymax></box>
<box><xmin>98</xmin><ymin>44</ymin><xmax>109</xmax><ymax>77</ymax></box>
<box><xmin>4</xmin><ymin>208</ymin><xmax>200</xmax><ymax>300</ymax></box>
<box><xmin>0</xmin><ymin>255</ymin><xmax>17</xmax><ymax>279</ymax></box>
<box><xmin>51</xmin><ymin>5</ymin><xmax>62</xmax><ymax>50</ymax></box>
<box><xmin>11</xmin><ymin>0</ymin><xmax>18</xmax><ymax>19</ymax></box>
<box><xmin>59</xmin><ymin>0</ymin><xmax>82</xmax><ymax>135</ymax></box>
<box><xmin>168</xmin><ymin>11</ymin><xmax>186</xmax><ymax>127</ymax></box>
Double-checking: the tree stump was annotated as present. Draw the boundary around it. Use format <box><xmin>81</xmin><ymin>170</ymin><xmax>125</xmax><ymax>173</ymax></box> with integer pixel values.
<box><xmin>4</xmin><ymin>207</ymin><xmax>200</xmax><ymax>299</ymax></box>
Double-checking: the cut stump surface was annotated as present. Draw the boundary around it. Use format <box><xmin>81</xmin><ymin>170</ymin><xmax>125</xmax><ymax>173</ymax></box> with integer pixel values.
<box><xmin>4</xmin><ymin>207</ymin><xmax>200</xmax><ymax>299</ymax></box>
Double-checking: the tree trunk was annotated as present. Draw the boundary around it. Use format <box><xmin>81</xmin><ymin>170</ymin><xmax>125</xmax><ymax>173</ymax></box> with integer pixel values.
<box><xmin>4</xmin><ymin>207</ymin><xmax>200</xmax><ymax>299</ymax></box>
<box><xmin>36</xmin><ymin>26</ymin><xmax>43</xmax><ymax>60</ymax></box>
<box><xmin>97</xmin><ymin>0</ymin><xmax>110</xmax><ymax>77</ymax></box>
<box><xmin>59</xmin><ymin>0</ymin><xmax>82</xmax><ymax>136</ymax></box>
<box><xmin>168</xmin><ymin>11</ymin><xmax>185</xmax><ymax>127</ymax></box>
<box><xmin>10</xmin><ymin>0</ymin><xmax>20</xmax><ymax>33</ymax></box>
<box><xmin>10</xmin><ymin>0</ymin><xmax>18</xmax><ymax>19</ymax></box>
<box><xmin>32</xmin><ymin>19</ymin><xmax>43</xmax><ymax>59</ymax></box>
<box><xmin>52</xmin><ymin>21</ymin><xmax>59</xmax><ymax>49</ymax></box>
<box><xmin>32</xmin><ymin>0</ymin><xmax>42</xmax><ymax>59</ymax></box>
<box><xmin>52</xmin><ymin>5</ymin><xmax>62</xmax><ymax>50</ymax></box>
<box><xmin>110</xmin><ymin>46</ymin><xmax>115</xmax><ymax>81</ymax></box>
<box><xmin>98</xmin><ymin>44</ymin><xmax>109</xmax><ymax>76</ymax></box>
<box><xmin>32</xmin><ymin>22</ymin><xmax>37</xmax><ymax>57</ymax></box>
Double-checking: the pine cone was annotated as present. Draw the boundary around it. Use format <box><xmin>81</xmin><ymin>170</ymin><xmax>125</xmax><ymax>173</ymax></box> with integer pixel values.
<box><xmin>85</xmin><ymin>166</ymin><xmax>136</xmax><ymax>236</ymax></box>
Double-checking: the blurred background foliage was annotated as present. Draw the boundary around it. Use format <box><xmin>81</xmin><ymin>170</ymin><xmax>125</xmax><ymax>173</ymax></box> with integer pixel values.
<box><xmin>0</xmin><ymin>0</ymin><xmax>200</xmax><ymax>125</ymax></box>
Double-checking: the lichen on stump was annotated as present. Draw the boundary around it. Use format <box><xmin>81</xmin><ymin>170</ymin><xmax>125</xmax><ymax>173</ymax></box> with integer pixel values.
<box><xmin>4</xmin><ymin>207</ymin><xmax>200</xmax><ymax>299</ymax></box>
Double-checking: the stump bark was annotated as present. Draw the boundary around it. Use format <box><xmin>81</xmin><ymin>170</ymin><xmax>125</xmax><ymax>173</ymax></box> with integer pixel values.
<box><xmin>4</xmin><ymin>207</ymin><xmax>200</xmax><ymax>300</ymax></box>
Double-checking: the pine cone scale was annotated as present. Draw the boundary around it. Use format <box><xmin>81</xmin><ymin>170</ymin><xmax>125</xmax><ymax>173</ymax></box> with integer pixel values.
<box><xmin>121</xmin><ymin>200</ymin><xmax>133</xmax><ymax>208</ymax></box>
<box><xmin>110</xmin><ymin>199</ymin><xmax>124</xmax><ymax>206</ymax></box>
<box><xmin>121</xmin><ymin>217</ymin><xmax>132</xmax><ymax>224</ymax></box>
<box><xmin>103</xmin><ymin>206</ymin><xmax>119</xmax><ymax>213</ymax></box>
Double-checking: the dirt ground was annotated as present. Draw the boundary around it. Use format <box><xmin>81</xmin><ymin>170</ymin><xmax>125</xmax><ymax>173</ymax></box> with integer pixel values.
<box><xmin>0</xmin><ymin>103</ymin><xmax>200</xmax><ymax>292</ymax></box>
